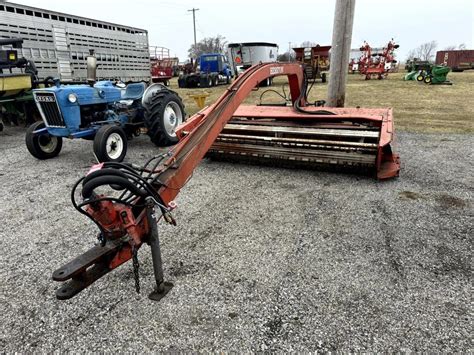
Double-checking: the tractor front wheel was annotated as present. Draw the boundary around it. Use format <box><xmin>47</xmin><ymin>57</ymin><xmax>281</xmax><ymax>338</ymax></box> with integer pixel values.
<box><xmin>93</xmin><ymin>125</ymin><xmax>128</xmax><ymax>162</ymax></box>
<box><xmin>25</xmin><ymin>121</ymin><xmax>62</xmax><ymax>159</ymax></box>
<box><xmin>143</xmin><ymin>88</ymin><xmax>185</xmax><ymax>146</ymax></box>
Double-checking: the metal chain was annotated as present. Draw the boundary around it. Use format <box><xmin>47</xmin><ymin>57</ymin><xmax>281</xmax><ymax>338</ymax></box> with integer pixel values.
<box><xmin>132</xmin><ymin>245</ymin><xmax>140</xmax><ymax>294</ymax></box>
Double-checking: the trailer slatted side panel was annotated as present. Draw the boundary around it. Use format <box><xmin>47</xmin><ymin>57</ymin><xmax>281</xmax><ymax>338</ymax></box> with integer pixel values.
<box><xmin>0</xmin><ymin>2</ymin><xmax>150</xmax><ymax>82</ymax></box>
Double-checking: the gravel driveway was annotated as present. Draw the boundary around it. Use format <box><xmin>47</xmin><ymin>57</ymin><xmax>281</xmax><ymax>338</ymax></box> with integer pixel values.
<box><xmin>0</xmin><ymin>127</ymin><xmax>472</xmax><ymax>352</ymax></box>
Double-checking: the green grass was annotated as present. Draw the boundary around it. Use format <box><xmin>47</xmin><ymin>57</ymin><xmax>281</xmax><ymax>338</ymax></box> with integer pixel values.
<box><xmin>171</xmin><ymin>70</ymin><xmax>474</xmax><ymax>134</ymax></box>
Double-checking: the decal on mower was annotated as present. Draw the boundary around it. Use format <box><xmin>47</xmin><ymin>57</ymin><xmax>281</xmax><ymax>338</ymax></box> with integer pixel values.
<box><xmin>270</xmin><ymin>66</ymin><xmax>284</xmax><ymax>75</ymax></box>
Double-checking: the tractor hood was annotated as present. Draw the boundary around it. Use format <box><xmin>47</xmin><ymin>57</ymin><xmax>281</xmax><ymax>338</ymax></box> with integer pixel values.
<box><xmin>34</xmin><ymin>81</ymin><xmax>122</xmax><ymax>107</ymax></box>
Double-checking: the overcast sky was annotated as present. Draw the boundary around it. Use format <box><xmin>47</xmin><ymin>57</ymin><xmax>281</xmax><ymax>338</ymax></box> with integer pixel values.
<box><xmin>10</xmin><ymin>0</ymin><xmax>474</xmax><ymax>60</ymax></box>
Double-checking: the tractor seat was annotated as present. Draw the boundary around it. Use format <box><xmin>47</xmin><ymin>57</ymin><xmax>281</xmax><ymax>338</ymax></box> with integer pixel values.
<box><xmin>121</xmin><ymin>82</ymin><xmax>146</xmax><ymax>101</ymax></box>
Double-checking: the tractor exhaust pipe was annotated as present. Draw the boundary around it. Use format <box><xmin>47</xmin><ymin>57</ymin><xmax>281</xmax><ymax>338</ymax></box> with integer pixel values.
<box><xmin>87</xmin><ymin>49</ymin><xmax>97</xmax><ymax>86</ymax></box>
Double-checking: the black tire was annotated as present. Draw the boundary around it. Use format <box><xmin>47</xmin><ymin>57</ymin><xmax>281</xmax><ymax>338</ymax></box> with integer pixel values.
<box><xmin>143</xmin><ymin>89</ymin><xmax>186</xmax><ymax>146</ymax></box>
<box><xmin>199</xmin><ymin>75</ymin><xmax>210</xmax><ymax>88</ymax></box>
<box><xmin>0</xmin><ymin>120</ymin><xmax>4</xmax><ymax>132</ymax></box>
<box><xmin>178</xmin><ymin>76</ymin><xmax>186</xmax><ymax>88</ymax></box>
<box><xmin>321</xmin><ymin>73</ymin><xmax>327</xmax><ymax>83</ymax></box>
<box><xmin>212</xmin><ymin>75</ymin><xmax>218</xmax><ymax>87</ymax></box>
<box><xmin>93</xmin><ymin>125</ymin><xmax>128</xmax><ymax>162</ymax></box>
<box><xmin>226</xmin><ymin>76</ymin><xmax>231</xmax><ymax>85</ymax></box>
<box><xmin>25</xmin><ymin>121</ymin><xmax>62</xmax><ymax>159</ymax></box>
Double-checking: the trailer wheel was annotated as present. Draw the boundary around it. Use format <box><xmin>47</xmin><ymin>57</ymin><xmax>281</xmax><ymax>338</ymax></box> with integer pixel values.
<box><xmin>25</xmin><ymin>121</ymin><xmax>62</xmax><ymax>159</ymax></box>
<box><xmin>143</xmin><ymin>88</ymin><xmax>185</xmax><ymax>146</ymax></box>
<box><xmin>93</xmin><ymin>125</ymin><xmax>128</xmax><ymax>162</ymax></box>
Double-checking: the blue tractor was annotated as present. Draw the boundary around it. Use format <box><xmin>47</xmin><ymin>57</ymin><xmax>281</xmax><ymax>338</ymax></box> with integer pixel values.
<box><xmin>25</xmin><ymin>53</ymin><xmax>185</xmax><ymax>162</ymax></box>
<box><xmin>178</xmin><ymin>53</ymin><xmax>232</xmax><ymax>88</ymax></box>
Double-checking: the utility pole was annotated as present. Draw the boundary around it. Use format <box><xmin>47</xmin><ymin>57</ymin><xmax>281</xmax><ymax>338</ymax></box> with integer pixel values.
<box><xmin>288</xmin><ymin>42</ymin><xmax>292</xmax><ymax>62</ymax></box>
<box><xmin>188</xmin><ymin>8</ymin><xmax>199</xmax><ymax>48</ymax></box>
<box><xmin>327</xmin><ymin>0</ymin><xmax>355</xmax><ymax>107</ymax></box>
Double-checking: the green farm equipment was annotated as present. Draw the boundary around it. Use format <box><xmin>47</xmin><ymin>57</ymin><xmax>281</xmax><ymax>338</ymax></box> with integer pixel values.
<box><xmin>423</xmin><ymin>65</ymin><xmax>451</xmax><ymax>84</ymax></box>
<box><xmin>404</xmin><ymin>64</ymin><xmax>451</xmax><ymax>85</ymax></box>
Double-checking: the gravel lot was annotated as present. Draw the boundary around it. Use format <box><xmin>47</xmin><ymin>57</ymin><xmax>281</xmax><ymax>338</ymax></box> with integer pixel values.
<box><xmin>0</xmin><ymin>127</ymin><xmax>472</xmax><ymax>352</ymax></box>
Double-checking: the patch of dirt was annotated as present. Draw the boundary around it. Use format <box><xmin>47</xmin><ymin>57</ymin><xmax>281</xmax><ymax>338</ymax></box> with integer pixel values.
<box><xmin>399</xmin><ymin>190</ymin><xmax>424</xmax><ymax>200</ymax></box>
<box><xmin>435</xmin><ymin>194</ymin><xmax>468</xmax><ymax>209</ymax></box>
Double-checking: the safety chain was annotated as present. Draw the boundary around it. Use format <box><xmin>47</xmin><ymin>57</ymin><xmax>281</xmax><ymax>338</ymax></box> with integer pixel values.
<box><xmin>132</xmin><ymin>245</ymin><xmax>140</xmax><ymax>294</ymax></box>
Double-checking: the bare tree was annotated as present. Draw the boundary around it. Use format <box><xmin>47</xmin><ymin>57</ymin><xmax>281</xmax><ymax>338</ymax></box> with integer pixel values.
<box><xmin>408</xmin><ymin>41</ymin><xmax>438</xmax><ymax>62</ymax></box>
<box><xmin>406</xmin><ymin>49</ymin><xmax>417</xmax><ymax>61</ymax></box>
<box><xmin>277</xmin><ymin>51</ymin><xmax>296</xmax><ymax>62</ymax></box>
<box><xmin>444</xmin><ymin>45</ymin><xmax>457</xmax><ymax>50</ymax></box>
<box><xmin>443</xmin><ymin>43</ymin><xmax>466</xmax><ymax>51</ymax></box>
<box><xmin>416</xmin><ymin>40</ymin><xmax>438</xmax><ymax>61</ymax></box>
<box><xmin>188</xmin><ymin>35</ymin><xmax>227</xmax><ymax>59</ymax></box>
<box><xmin>300</xmin><ymin>41</ymin><xmax>317</xmax><ymax>48</ymax></box>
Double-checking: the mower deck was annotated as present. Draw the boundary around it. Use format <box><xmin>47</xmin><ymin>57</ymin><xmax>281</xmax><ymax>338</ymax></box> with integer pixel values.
<box><xmin>208</xmin><ymin>105</ymin><xmax>399</xmax><ymax>179</ymax></box>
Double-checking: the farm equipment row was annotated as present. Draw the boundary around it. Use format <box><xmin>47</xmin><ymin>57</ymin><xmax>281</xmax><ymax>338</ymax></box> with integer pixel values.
<box><xmin>356</xmin><ymin>40</ymin><xmax>399</xmax><ymax>79</ymax></box>
<box><xmin>51</xmin><ymin>62</ymin><xmax>400</xmax><ymax>301</ymax></box>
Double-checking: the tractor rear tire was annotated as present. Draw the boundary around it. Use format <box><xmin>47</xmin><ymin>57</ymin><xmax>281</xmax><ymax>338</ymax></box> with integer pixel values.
<box><xmin>143</xmin><ymin>89</ymin><xmax>185</xmax><ymax>146</ymax></box>
<box><xmin>93</xmin><ymin>125</ymin><xmax>128</xmax><ymax>162</ymax></box>
<box><xmin>25</xmin><ymin>121</ymin><xmax>62</xmax><ymax>160</ymax></box>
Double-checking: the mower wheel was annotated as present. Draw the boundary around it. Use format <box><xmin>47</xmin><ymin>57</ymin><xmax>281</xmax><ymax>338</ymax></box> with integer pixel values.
<box><xmin>93</xmin><ymin>125</ymin><xmax>128</xmax><ymax>162</ymax></box>
<box><xmin>424</xmin><ymin>75</ymin><xmax>432</xmax><ymax>84</ymax></box>
<box><xmin>416</xmin><ymin>74</ymin><xmax>424</xmax><ymax>82</ymax></box>
<box><xmin>25</xmin><ymin>121</ymin><xmax>62</xmax><ymax>159</ymax></box>
<box><xmin>143</xmin><ymin>88</ymin><xmax>185</xmax><ymax>146</ymax></box>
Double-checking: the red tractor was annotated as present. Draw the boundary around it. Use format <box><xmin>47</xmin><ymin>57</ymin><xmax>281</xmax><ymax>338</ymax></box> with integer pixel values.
<box><xmin>358</xmin><ymin>40</ymin><xmax>399</xmax><ymax>80</ymax></box>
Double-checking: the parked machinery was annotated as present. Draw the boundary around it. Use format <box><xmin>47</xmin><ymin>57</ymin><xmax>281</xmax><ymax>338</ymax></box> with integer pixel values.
<box><xmin>51</xmin><ymin>62</ymin><xmax>400</xmax><ymax>301</ymax></box>
<box><xmin>26</xmin><ymin>52</ymin><xmax>185</xmax><ymax>162</ymax></box>
<box><xmin>0</xmin><ymin>38</ymin><xmax>47</xmax><ymax>130</ymax></box>
<box><xmin>358</xmin><ymin>40</ymin><xmax>399</xmax><ymax>80</ymax></box>
<box><xmin>436</xmin><ymin>49</ymin><xmax>474</xmax><ymax>72</ymax></box>
<box><xmin>149</xmin><ymin>46</ymin><xmax>179</xmax><ymax>86</ymax></box>
<box><xmin>178</xmin><ymin>53</ymin><xmax>232</xmax><ymax>88</ymax></box>
<box><xmin>293</xmin><ymin>45</ymin><xmax>331</xmax><ymax>82</ymax></box>
<box><xmin>227</xmin><ymin>42</ymin><xmax>278</xmax><ymax>85</ymax></box>
<box><xmin>405</xmin><ymin>63</ymin><xmax>452</xmax><ymax>85</ymax></box>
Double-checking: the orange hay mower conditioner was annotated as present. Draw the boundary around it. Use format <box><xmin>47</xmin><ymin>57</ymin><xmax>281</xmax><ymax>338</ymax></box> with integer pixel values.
<box><xmin>52</xmin><ymin>62</ymin><xmax>400</xmax><ymax>301</ymax></box>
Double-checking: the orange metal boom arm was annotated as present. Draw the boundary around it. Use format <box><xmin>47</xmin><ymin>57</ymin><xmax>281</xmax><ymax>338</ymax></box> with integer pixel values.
<box><xmin>157</xmin><ymin>62</ymin><xmax>305</xmax><ymax>204</ymax></box>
